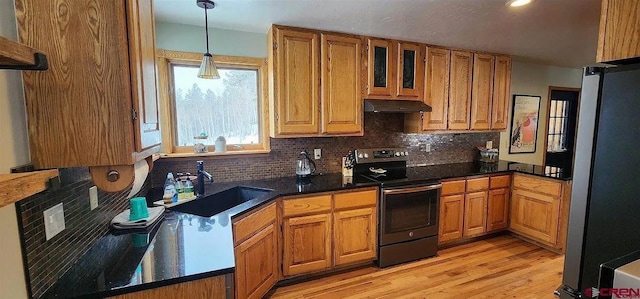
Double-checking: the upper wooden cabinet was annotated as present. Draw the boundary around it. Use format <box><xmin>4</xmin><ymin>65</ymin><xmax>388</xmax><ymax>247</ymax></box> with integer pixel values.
<box><xmin>268</xmin><ymin>25</ymin><xmax>362</xmax><ymax>137</ymax></box>
<box><xmin>365</xmin><ymin>39</ymin><xmax>395</xmax><ymax>97</ymax></box>
<box><xmin>492</xmin><ymin>56</ymin><xmax>511</xmax><ymax>130</ymax></box>
<box><xmin>15</xmin><ymin>0</ymin><xmax>161</xmax><ymax>168</ymax></box>
<box><xmin>597</xmin><ymin>0</ymin><xmax>640</xmax><ymax>63</ymax></box>
<box><xmin>448</xmin><ymin>51</ymin><xmax>473</xmax><ymax>130</ymax></box>
<box><xmin>470</xmin><ymin>54</ymin><xmax>495</xmax><ymax>130</ymax></box>
<box><xmin>321</xmin><ymin>34</ymin><xmax>363</xmax><ymax>135</ymax></box>
<box><xmin>422</xmin><ymin>47</ymin><xmax>450</xmax><ymax>131</ymax></box>
<box><xmin>268</xmin><ymin>27</ymin><xmax>320</xmax><ymax>136</ymax></box>
<box><xmin>364</xmin><ymin>39</ymin><xmax>424</xmax><ymax>101</ymax></box>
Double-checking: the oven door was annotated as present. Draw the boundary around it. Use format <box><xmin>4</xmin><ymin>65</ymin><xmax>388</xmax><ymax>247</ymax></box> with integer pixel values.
<box><xmin>379</xmin><ymin>184</ymin><xmax>441</xmax><ymax>246</ymax></box>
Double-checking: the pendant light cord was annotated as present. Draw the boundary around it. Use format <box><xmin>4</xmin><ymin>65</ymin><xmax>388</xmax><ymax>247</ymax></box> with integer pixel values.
<box><xmin>204</xmin><ymin>6</ymin><xmax>210</xmax><ymax>54</ymax></box>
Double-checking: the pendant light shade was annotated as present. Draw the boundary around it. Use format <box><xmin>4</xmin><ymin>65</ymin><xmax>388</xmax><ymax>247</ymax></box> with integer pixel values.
<box><xmin>198</xmin><ymin>53</ymin><xmax>220</xmax><ymax>79</ymax></box>
<box><xmin>197</xmin><ymin>0</ymin><xmax>219</xmax><ymax>79</ymax></box>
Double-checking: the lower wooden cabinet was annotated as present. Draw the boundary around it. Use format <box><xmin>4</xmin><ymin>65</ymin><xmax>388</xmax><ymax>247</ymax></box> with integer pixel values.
<box><xmin>282</xmin><ymin>213</ymin><xmax>332</xmax><ymax>276</ymax></box>
<box><xmin>509</xmin><ymin>173</ymin><xmax>570</xmax><ymax>252</ymax></box>
<box><xmin>109</xmin><ymin>275</ymin><xmax>227</xmax><ymax>299</ymax></box>
<box><xmin>510</xmin><ymin>188</ymin><xmax>560</xmax><ymax>245</ymax></box>
<box><xmin>487</xmin><ymin>188</ymin><xmax>510</xmax><ymax>232</ymax></box>
<box><xmin>333</xmin><ymin>207</ymin><xmax>376</xmax><ymax>266</ymax></box>
<box><xmin>233</xmin><ymin>203</ymin><xmax>278</xmax><ymax>299</ymax></box>
<box><xmin>234</xmin><ymin>223</ymin><xmax>278</xmax><ymax>299</ymax></box>
<box><xmin>439</xmin><ymin>194</ymin><xmax>465</xmax><ymax>243</ymax></box>
<box><xmin>463</xmin><ymin>191</ymin><xmax>487</xmax><ymax>237</ymax></box>
<box><xmin>281</xmin><ymin>188</ymin><xmax>377</xmax><ymax>277</ymax></box>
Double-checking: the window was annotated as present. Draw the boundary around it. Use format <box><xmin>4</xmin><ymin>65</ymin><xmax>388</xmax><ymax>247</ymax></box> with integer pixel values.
<box><xmin>547</xmin><ymin>99</ymin><xmax>570</xmax><ymax>152</ymax></box>
<box><xmin>157</xmin><ymin>50</ymin><xmax>269</xmax><ymax>155</ymax></box>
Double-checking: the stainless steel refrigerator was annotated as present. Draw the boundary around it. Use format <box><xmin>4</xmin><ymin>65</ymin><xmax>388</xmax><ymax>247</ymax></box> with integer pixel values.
<box><xmin>557</xmin><ymin>64</ymin><xmax>640</xmax><ymax>298</ymax></box>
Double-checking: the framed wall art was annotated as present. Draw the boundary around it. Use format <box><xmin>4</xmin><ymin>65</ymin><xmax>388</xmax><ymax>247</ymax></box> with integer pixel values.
<box><xmin>509</xmin><ymin>95</ymin><xmax>541</xmax><ymax>154</ymax></box>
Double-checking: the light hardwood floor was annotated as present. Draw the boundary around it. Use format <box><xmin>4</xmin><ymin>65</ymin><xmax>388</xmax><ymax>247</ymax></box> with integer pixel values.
<box><xmin>270</xmin><ymin>235</ymin><xmax>564</xmax><ymax>299</ymax></box>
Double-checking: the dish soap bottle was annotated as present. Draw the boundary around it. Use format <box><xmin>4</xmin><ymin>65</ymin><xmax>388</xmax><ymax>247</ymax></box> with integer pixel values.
<box><xmin>163</xmin><ymin>173</ymin><xmax>178</xmax><ymax>204</ymax></box>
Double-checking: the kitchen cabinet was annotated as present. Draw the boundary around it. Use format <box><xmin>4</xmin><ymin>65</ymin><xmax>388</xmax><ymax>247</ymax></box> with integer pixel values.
<box><xmin>321</xmin><ymin>33</ymin><xmax>363</xmax><ymax>135</ymax></box>
<box><xmin>596</xmin><ymin>0</ymin><xmax>640</xmax><ymax>63</ymax></box>
<box><xmin>15</xmin><ymin>0</ymin><xmax>161</xmax><ymax>169</ymax></box>
<box><xmin>509</xmin><ymin>173</ymin><xmax>571</xmax><ymax>252</ymax></box>
<box><xmin>282</xmin><ymin>194</ymin><xmax>332</xmax><ymax>276</ymax></box>
<box><xmin>365</xmin><ymin>38</ymin><xmax>395</xmax><ymax>97</ymax></box>
<box><xmin>233</xmin><ymin>203</ymin><xmax>278</xmax><ymax>299</ymax></box>
<box><xmin>268</xmin><ymin>25</ymin><xmax>362</xmax><ymax>137</ymax></box>
<box><xmin>439</xmin><ymin>175</ymin><xmax>510</xmax><ymax>245</ymax></box>
<box><xmin>439</xmin><ymin>194</ymin><xmax>465</xmax><ymax>243</ymax></box>
<box><xmin>268</xmin><ymin>26</ymin><xmax>320</xmax><ymax>136</ymax></box>
<box><xmin>438</xmin><ymin>180</ymin><xmax>466</xmax><ymax>244</ymax></box>
<box><xmin>281</xmin><ymin>188</ymin><xmax>377</xmax><ymax>277</ymax></box>
<box><xmin>492</xmin><ymin>56</ymin><xmax>511</xmax><ymax>130</ymax></box>
<box><xmin>108</xmin><ymin>275</ymin><xmax>227</xmax><ymax>299</ymax></box>
<box><xmin>470</xmin><ymin>54</ymin><xmax>495</xmax><ymax>130</ymax></box>
<box><xmin>364</xmin><ymin>39</ymin><xmax>424</xmax><ymax>100</ymax></box>
<box><xmin>487</xmin><ymin>188</ymin><xmax>510</xmax><ymax>232</ymax></box>
<box><xmin>333</xmin><ymin>189</ymin><xmax>377</xmax><ymax>266</ymax></box>
<box><xmin>422</xmin><ymin>47</ymin><xmax>451</xmax><ymax>131</ymax></box>
<box><xmin>448</xmin><ymin>51</ymin><xmax>474</xmax><ymax>130</ymax></box>
<box><xmin>463</xmin><ymin>191</ymin><xmax>488</xmax><ymax>237</ymax></box>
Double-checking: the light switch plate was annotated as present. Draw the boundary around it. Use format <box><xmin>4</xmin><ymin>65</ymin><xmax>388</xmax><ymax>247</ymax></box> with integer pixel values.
<box><xmin>486</xmin><ymin>141</ymin><xmax>493</xmax><ymax>149</ymax></box>
<box><xmin>44</xmin><ymin>203</ymin><xmax>65</xmax><ymax>241</ymax></box>
<box><xmin>314</xmin><ymin>148</ymin><xmax>322</xmax><ymax>160</ymax></box>
<box><xmin>425</xmin><ymin>144</ymin><xmax>431</xmax><ymax>152</ymax></box>
<box><xmin>89</xmin><ymin>186</ymin><xmax>98</xmax><ymax>210</ymax></box>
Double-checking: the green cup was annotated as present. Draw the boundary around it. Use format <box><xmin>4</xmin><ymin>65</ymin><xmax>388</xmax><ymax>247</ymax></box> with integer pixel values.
<box><xmin>129</xmin><ymin>197</ymin><xmax>149</xmax><ymax>221</ymax></box>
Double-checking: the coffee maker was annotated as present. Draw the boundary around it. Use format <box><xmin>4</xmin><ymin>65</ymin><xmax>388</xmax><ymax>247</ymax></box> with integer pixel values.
<box><xmin>296</xmin><ymin>150</ymin><xmax>316</xmax><ymax>183</ymax></box>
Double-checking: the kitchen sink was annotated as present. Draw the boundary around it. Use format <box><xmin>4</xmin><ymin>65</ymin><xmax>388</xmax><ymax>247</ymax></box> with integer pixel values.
<box><xmin>168</xmin><ymin>186</ymin><xmax>273</xmax><ymax>217</ymax></box>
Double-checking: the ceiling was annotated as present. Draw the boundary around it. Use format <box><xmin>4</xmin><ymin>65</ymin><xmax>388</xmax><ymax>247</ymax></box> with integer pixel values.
<box><xmin>153</xmin><ymin>0</ymin><xmax>602</xmax><ymax>67</ymax></box>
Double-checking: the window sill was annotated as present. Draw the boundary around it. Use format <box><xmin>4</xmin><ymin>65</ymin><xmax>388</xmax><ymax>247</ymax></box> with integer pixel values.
<box><xmin>158</xmin><ymin>149</ymin><xmax>271</xmax><ymax>159</ymax></box>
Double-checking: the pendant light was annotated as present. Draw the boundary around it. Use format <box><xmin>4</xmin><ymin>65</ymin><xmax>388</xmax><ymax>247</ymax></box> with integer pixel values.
<box><xmin>197</xmin><ymin>0</ymin><xmax>219</xmax><ymax>79</ymax></box>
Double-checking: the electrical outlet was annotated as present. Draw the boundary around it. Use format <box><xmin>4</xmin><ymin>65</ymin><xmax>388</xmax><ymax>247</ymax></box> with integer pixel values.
<box><xmin>314</xmin><ymin>148</ymin><xmax>322</xmax><ymax>160</ymax></box>
<box><xmin>486</xmin><ymin>141</ymin><xmax>493</xmax><ymax>149</ymax></box>
<box><xmin>425</xmin><ymin>144</ymin><xmax>431</xmax><ymax>152</ymax></box>
<box><xmin>89</xmin><ymin>186</ymin><xmax>98</xmax><ymax>210</ymax></box>
<box><xmin>44</xmin><ymin>203</ymin><xmax>65</xmax><ymax>241</ymax></box>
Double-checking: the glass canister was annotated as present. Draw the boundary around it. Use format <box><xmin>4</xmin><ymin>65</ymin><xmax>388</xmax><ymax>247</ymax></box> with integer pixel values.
<box><xmin>193</xmin><ymin>132</ymin><xmax>209</xmax><ymax>153</ymax></box>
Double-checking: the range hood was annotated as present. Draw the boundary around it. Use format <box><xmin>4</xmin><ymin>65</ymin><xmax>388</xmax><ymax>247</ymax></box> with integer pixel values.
<box><xmin>364</xmin><ymin>99</ymin><xmax>432</xmax><ymax>113</ymax></box>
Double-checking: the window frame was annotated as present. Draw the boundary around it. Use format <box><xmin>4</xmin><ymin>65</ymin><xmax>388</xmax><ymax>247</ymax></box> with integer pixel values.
<box><xmin>156</xmin><ymin>49</ymin><xmax>270</xmax><ymax>157</ymax></box>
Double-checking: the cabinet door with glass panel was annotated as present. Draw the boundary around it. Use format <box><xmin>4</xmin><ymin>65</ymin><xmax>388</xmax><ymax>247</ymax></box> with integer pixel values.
<box><xmin>365</xmin><ymin>39</ymin><xmax>424</xmax><ymax>101</ymax></box>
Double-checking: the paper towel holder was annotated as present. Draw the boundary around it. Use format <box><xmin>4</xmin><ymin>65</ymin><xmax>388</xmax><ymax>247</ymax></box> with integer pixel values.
<box><xmin>89</xmin><ymin>157</ymin><xmax>153</xmax><ymax>193</ymax></box>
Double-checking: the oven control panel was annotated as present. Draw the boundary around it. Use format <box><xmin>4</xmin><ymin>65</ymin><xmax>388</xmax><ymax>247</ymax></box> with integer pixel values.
<box><xmin>355</xmin><ymin>148</ymin><xmax>409</xmax><ymax>164</ymax></box>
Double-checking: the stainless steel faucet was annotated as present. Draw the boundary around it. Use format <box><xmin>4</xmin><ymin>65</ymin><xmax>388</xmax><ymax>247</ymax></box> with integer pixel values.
<box><xmin>196</xmin><ymin>160</ymin><xmax>214</xmax><ymax>197</ymax></box>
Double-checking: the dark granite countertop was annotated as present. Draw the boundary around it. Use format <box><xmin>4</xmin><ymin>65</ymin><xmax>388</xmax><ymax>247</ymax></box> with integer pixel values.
<box><xmin>42</xmin><ymin>160</ymin><xmax>570</xmax><ymax>298</ymax></box>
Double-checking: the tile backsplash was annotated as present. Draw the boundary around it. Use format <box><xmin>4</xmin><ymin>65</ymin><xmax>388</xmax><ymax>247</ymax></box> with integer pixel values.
<box><xmin>15</xmin><ymin>168</ymin><xmax>150</xmax><ymax>299</ymax></box>
<box><xmin>153</xmin><ymin>113</ymin><xmax>500</xmax><ymax>186</ymax></box>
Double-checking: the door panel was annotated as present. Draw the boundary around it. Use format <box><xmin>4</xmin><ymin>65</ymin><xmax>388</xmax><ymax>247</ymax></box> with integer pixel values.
<box><xmin>366</xmin><ymin>38</ymin><xmax>395</xmax><ymax>97</ymax></box>
<box><xmin>487</xmin><ymin>188</ymin><xmax>509</xmax><ymax>232</ymax></box>
<box><xmin>333</xmin><ymin>207</ymin><xmax>377</xmax><ymax>265</ymax></box>
<box><xmin>471</xmin><ymin>54</ymin><xmax>494</xmax><ymax>130</ymax></box>
<box><xmin>492</xmin><ymin>56</ymin><xmax>511</xmax><ymax>130</ymax></box>
<box><xmin>510</xmin><ymin>189</ymin><xmax>560</xmax><ymax>245</ymax></box>
<box><xmin>423</xmin><ymin>47</ymin><xmax>450</xmax><ymax>130</ymax></box>
<box><xmin>439</xmin><ymin>194</ymin><xmax>464</xmax><ymax>243</ymax></box>
<box><xmin>449</xmin><ymin>51</ymin><xmax>473</xmax><ymax>130</ymax></box>
<box><xmin>235</xmin><ymin>223</ymin><xmax>278</xmax><ymax>299</ymax></box>
<box><xmin>397</xmin><ymin>42</ymin><xmax>424</xmax><ymax>98</ymax></box>
<box><xmin>283</xmin><ymin>213</ymin><xmax>332</xmax><ymax>276</ymax></box>
<box><xmin>463</xmin><ymin>191</ymin><xmax>487</xmax><ymax>236</ymax></box>
<box><xmin>321</xmin><ymin>34</ymin><xmax>362</xmax><ymax>135</ymax></box>
<box><xmin>274</xmin><ymin>28</ymin><xmax>320</xmax><ymax>135</ymax></box>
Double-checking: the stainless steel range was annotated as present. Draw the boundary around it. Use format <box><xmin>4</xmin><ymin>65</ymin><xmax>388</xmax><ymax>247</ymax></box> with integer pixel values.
<box><xmin>354</xmin><ymin>148</ymin><xmax>441</xmax><ymax>268</ymax></box>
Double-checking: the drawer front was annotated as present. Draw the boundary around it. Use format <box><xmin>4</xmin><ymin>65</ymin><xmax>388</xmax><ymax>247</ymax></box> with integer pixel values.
<box><xmin>283</xmin><ymin>194</ymin><xmax>332</xmax><ymax>217</ymax></box>
<box><xmin>466</xmin><ymin>177</ymin><xmax>489</xmax><ymax>192</ymax></box>
<box><xmin>441</xmin><ymin>180</ymin><xmax>466</xmax><ymax>195</ymax></box>
<box><xmin>233</xmin><ymin>203</ymin><xmax>276</xmax><ymax>245</ymax></box>
<box><xmin>334</xmin><ymin>188</ymin><xmax>377</xmax><ymax>210</ymax></box>
<box><xmin>490</xmin><ymin>175</ymin><xmax>511</xmax><ymax>189</ymax></box>
<box><xmin>513</xmin><ymin>174</ymin><xmax>562</xmax><ymax>197</ymax></box>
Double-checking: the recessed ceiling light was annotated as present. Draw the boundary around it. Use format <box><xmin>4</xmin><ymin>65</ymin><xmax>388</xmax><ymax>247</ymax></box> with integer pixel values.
<box><xmin>507</xmin><ymin>0</ymin><xmax>534</xmax><ymax>7</ymax></box>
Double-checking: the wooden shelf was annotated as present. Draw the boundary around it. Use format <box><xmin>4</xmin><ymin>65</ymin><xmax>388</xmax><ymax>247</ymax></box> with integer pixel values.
<box><xmin>0</xmin><ymin>36</ymin><xmax>48</xmax><ymax>70</ymax></box>
<box><xmin>0</xmin><ymin>169</ymin><xmax>59</xmax><ymax>209</ymax></box>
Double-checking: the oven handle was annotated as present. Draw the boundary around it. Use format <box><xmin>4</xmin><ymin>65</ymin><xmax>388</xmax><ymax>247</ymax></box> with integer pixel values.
<box><xmin>382</xmin><ymin>184</ymin><xmax>442</xmax><ymax>195</ymax></box>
